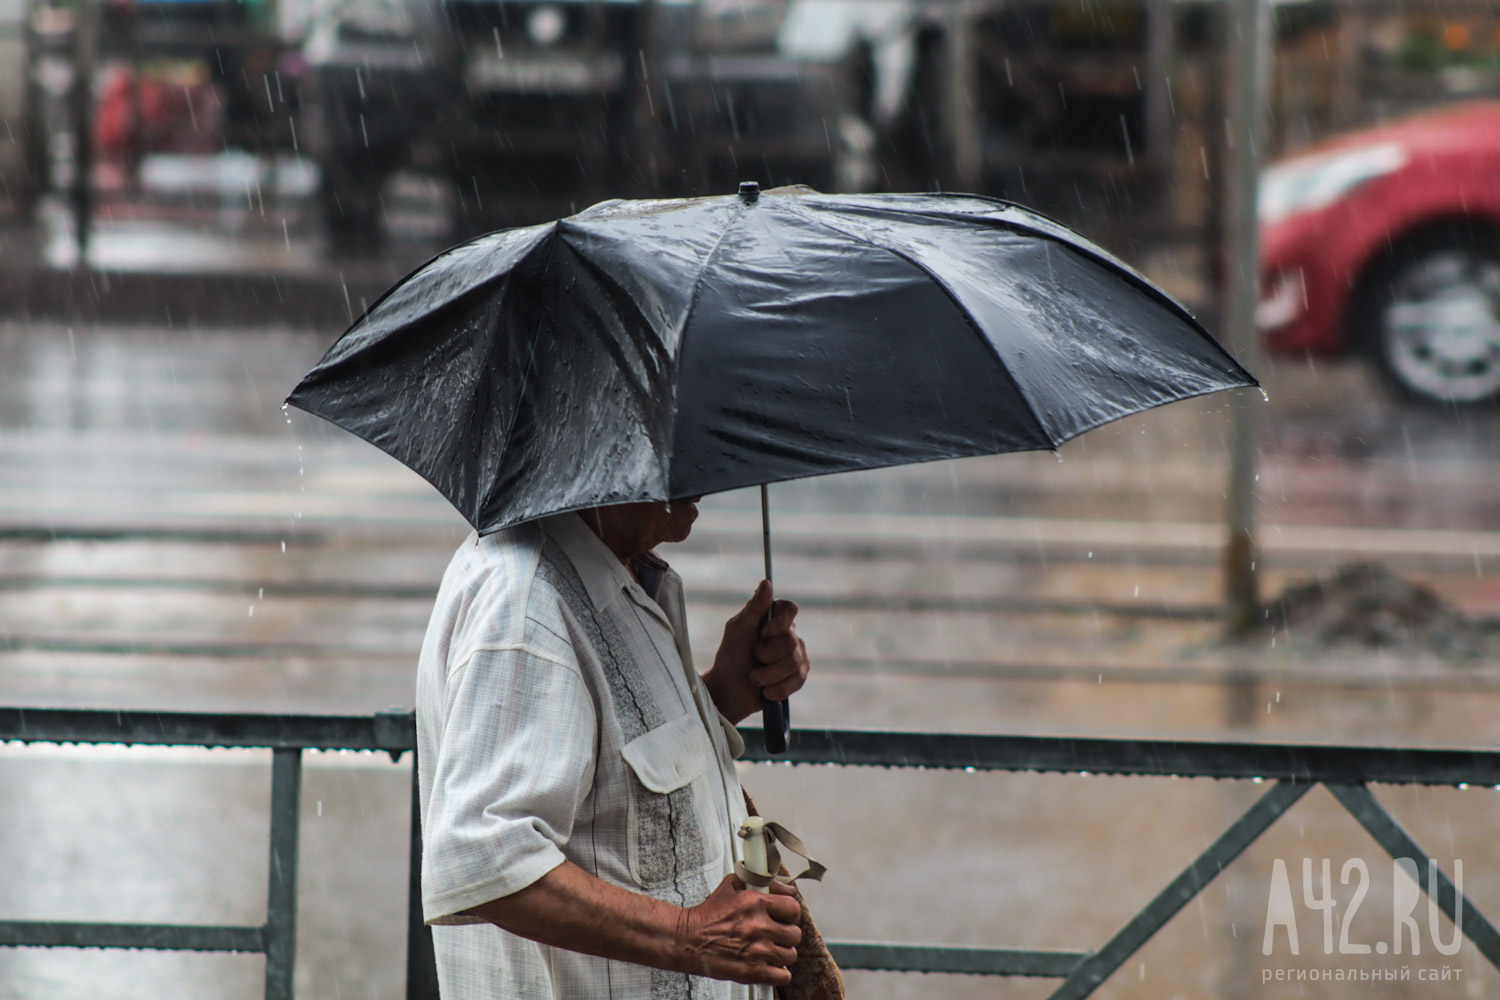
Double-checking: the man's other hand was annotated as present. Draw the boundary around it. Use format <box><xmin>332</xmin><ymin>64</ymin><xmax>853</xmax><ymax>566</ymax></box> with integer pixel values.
<box><xmin>676</xmin><ymin>874</ymin><xmax>803</xmax><ymax>986</ymax></box>
<box><xmin>703</xmin><ymin>580</ymin><xmax>811</xmax><ymax>724</ymax></box>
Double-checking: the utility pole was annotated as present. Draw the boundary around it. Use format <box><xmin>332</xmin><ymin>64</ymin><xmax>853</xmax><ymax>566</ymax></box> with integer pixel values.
<box><xmin>942</xmin><ymin>0</ymin><xmax>981</xmax><ymax>193</ymax></box>
<box><xmin>70</xmin><ymin>0</ymin><xmax>98</xmax><ymax>265</ymax></box>
<box><xmin>629</xmin><ymin>0</ymin><xmax>661</xmax><ymax>196</ymax></box>
<box><xmin>1221</xmin><ymin>0</ymin><xmax>1271</xmax><ymax>634</ymax></box>
<box><xmin>1142</xmin><ymin>0</ymin><xmax>1173</xmax><ymax>222</ymax></box>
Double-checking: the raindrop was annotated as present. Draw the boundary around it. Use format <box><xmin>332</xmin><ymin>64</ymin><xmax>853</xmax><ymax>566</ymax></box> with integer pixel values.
<box><xmin>248</xmin><ymin>606</ymin><xmax>255</xmax><ymax>617</ymax></box>
<box><xmin>281</xmin><ymin>541</ymin><xmax>287</xmax><ymax>553</ymax></box>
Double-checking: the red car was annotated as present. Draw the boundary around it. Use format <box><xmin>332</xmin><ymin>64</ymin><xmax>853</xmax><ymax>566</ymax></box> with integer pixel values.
<box><xmin>1259</xmin><ymin>101</ymin><xmax>1500</xmax><ymax>404</ymax></box>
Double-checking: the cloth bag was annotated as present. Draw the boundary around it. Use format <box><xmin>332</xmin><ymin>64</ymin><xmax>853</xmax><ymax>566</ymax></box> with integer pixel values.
<box><xmin>741</xmin><ymin>790</ymin><xmax>845</xmax><ymax>1000</ymax></box>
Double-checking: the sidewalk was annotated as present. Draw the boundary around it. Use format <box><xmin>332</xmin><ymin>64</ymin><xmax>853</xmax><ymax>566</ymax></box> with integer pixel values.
<box><xmin>0</xmin><ymin>155</ymin><xmax>452</xmax><ymax>328</ymax></box>
<box><xmin>1</xmin><ymin>153</ymin><xmax>1217</xmax><ymax>330</ymax></box>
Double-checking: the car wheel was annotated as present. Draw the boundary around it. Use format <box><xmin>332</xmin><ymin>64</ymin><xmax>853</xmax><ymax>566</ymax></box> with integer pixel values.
<box><xmin>1361</xmin><ymin>230</ymin><xmax>1500</xmax><ymax>406</ymax></box>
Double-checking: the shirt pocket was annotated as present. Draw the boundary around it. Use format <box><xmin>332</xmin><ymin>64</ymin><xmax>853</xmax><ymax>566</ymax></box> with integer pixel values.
<box><xmin>620</xmin><ymin>712</ymin><xmax>723</xmax><ymax>890</ymax></box>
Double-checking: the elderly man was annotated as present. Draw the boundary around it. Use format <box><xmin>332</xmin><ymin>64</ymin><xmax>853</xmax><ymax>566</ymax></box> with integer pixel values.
<box><xmin>416</xmin><ymin>497</ymin><xmax>813</xmax><ymax>998</ymax></box>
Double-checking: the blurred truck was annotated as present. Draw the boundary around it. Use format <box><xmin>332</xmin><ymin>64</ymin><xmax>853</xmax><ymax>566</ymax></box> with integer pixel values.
<box><xmin>294</xmin><ymin>0</ymin><xmax>876</xmax><ymax>242</ymax></box>
<box><xmin>878</xmin><ymin>0</ymin><xmax>1174</xmax><ymax>237</ymax></box>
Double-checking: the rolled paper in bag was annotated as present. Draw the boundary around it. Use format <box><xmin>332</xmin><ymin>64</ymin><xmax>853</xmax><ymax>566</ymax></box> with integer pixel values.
<box><xmin>737</xmin><ymin>817</ymin><xmax>777</xmax><ymax>1000</ymax></box>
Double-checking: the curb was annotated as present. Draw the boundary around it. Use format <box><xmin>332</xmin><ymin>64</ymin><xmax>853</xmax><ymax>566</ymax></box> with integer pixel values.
<box><xmin>1</xmin><ymin>266</ymin><xmax>401</xmax><ymax>329</ymax></box>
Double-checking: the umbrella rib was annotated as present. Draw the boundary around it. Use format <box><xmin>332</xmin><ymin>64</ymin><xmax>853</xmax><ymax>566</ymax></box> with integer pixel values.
<box><xmin>674</xmin><ymin>205</ymin><xmax>752</xmax><ymax>358</ymax></box>
<box><xmin>808</xmin><ymin>192</ymin><xmax>1217</xmax><ymax>346</ymax></box>
<box><xmin>781</xmin><ymin>201</ymin><xmax>1058</xmax><ymax>449</ymax></box>
<box><xmin>664</xmin><ymin>203</ymin><xmax>755</xmax><ymax>494</ymax></box>
<box><xmin>490</xmin><ymin>225</ymin><xmax>565</xmax><ymax>514</ymax></box>
<box><xmin>823</xmin><ymin>201</ymin><xmax>1257</xmax><ymax>417</ymax></box>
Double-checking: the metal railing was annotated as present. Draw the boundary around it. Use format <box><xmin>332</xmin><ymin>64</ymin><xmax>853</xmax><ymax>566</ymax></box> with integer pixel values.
<box><xmin>3</xmin><ymin>707</ymin><xmax>1500</xmax><ymax>999</ymax></box>
<box><xmin>0</xmin><ymin>708</ymin><xmax>436</xmax><ymax>1000</ymax></box>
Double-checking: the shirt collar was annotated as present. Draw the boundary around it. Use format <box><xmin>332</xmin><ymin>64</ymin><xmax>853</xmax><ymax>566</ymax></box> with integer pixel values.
<box><xmin>540</xmin><ymin>512</ymin><xmax>673</xmax><ymax>626</ymax></box>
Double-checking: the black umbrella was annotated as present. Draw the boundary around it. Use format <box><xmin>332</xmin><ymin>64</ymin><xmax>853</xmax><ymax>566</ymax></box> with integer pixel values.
<box><xmin>286</xmin><ymin>185</ymin><xmax>1256</xmax><ymax>752</ymax></box>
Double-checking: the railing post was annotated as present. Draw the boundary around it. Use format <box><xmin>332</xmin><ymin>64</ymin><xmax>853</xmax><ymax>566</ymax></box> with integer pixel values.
<box><xmin>264</xmin><ymin>747</ymin><xmax>303</xmax><ymax>1000</ymax></box>
<box><xmin>407</xmin><ymin>752</ymin><xmax>440</xmax><ymax>1000</ymax></box>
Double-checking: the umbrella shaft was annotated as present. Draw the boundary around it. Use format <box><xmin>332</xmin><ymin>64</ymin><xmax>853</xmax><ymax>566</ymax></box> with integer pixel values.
<box><xmin>760</xmin><ymin>483</ymin><xmax>773</xmax><ymax>588</ymax></box>
<box><xmin>759</xmin><ymin>484</ymin><xmax>791</xmax><ymax>754</ymax></box>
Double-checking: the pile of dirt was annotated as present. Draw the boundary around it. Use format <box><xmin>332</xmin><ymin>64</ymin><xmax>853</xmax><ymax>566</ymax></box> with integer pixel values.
<box><xmin>1253</xmin><ymin>562</ymin><xmax>1492</xmax><ymax>661</ymax></box>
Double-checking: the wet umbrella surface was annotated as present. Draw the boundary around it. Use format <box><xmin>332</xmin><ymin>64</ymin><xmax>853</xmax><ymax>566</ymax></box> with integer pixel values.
<box><xmin>285</xmin><ymin>186</ymin><xmax>1256</xmax><ymax>535</ymax></box>
<box><xmin>286</xmin><ymin>185</ymin><xmax>1257</xmax><ymax>749</ymax></box>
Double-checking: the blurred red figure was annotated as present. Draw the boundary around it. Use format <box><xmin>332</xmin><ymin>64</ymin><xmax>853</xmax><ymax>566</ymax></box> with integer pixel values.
<box><xmin>93</xmin><ymin>63</ymin><xmax>222</xmax><ymax>181</ymax></box>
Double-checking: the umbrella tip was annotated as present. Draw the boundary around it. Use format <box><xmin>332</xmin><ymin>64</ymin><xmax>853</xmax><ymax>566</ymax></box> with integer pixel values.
<box><xmin>738</xmin><ymin>181</ymin><xmax>760</xmax><ymax>204</ymax></box>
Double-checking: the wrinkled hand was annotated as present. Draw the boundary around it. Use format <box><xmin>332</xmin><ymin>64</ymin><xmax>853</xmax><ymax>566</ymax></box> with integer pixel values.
<box><xmin>704</xmin><ymin>580</ymin><xmax>810</xmax><ymax>724</ymax></box>
<box><xmin>675</xmin><ymin>874</ymin><xmax>803</xmax><ymax>985</ymax></box>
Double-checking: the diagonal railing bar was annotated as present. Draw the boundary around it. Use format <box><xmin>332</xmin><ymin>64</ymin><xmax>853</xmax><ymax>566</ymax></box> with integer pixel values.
<box><xmin>1045</xmin><ymin>780</ymin><xmax>1310</xmax><ymax>1000</ymax></box>
<box><xmin>828</xmin><ymin>942</ymin><xmax>1085</xmax><ymax>977</ymax></box>
<box><xmin>0</xmin><ymin>921</ymin><xmax>265</xmax><ymax>951</ymax></box>
<box><xmin>1325</xmin><ymin>782</ymin><xmax>1500</xmax><ymax>970</ymax></box>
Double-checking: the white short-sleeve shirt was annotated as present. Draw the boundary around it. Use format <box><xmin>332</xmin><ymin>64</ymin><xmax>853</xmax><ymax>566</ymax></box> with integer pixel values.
<box><xmin>416</xmin><ymin>512</ymin><xmax>749</xmax><ymax>1000</ymax></box>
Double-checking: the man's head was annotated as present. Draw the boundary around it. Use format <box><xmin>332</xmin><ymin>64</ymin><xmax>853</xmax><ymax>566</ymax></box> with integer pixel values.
<box><xmin>580</xmin><ymin>498</ymin><xmax>701</xmax><ymax>564</ymax></box>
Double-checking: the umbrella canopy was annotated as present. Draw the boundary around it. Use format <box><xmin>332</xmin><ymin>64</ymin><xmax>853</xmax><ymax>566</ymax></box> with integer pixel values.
<box><xmin>286</xmin><ymin>187</ymin><xmax>1255</xmax><ymax>535</ymax></box>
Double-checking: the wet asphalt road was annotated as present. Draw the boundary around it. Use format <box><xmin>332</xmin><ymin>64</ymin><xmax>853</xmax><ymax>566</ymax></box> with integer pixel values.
<box><xmin>4</xmin><ymin>319</ymin><xmax>1500</xmax><ymax>998</ymax></box>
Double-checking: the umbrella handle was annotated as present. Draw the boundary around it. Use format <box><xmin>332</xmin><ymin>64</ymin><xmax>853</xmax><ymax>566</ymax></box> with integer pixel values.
<box><xmin>761</xmin><ymin>695</ymin><xmax>790</xmax><ymax>755</ymax></box>
<box><xmin>759</xmin><ymin>484</ymin><xmax>791</xmax><ymax>755</ymax></box>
